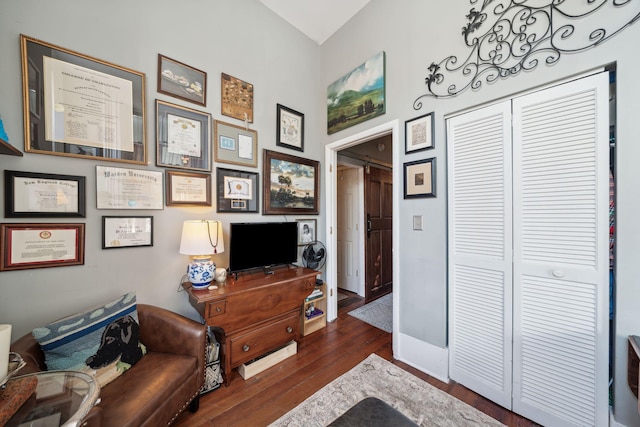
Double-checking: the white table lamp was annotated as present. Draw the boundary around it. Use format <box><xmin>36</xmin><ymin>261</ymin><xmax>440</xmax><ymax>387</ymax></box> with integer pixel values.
<box><xmin>179</xmin><ymin>220</ymin><xmax>225</xmax><ymax>289</ymax></box>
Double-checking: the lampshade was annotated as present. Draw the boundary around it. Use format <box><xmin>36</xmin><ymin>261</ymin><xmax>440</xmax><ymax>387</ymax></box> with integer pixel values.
<box><xmin>179</xmin><ymin>220</ymin><xmax>225</xmax><ymax>255</ymax></box>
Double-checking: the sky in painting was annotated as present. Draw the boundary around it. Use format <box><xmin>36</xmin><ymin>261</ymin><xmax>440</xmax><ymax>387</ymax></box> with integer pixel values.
<box><xmin>327</xmin><ymin>51</ymin><xmax>384</xmax><ymax>106</ymax></box>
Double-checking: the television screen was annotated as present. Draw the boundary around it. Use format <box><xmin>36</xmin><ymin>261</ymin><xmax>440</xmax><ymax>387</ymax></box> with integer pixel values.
<box><xmin>229</xmin><ymin>222</ymin><xmax>298</xmax><ymax>273</ymax></box>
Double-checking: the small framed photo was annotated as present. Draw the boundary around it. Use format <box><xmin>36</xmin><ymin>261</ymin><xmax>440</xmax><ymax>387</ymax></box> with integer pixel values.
<box><xmin>0</xmin><ymin>223</ymin><xmax>85</xmax><ymax>271</ymax></box>
<box><xmin>216</xmin><ymin>168</ymin><xmax>259</xmax><ymax>213</ymax></box>
<box><xmin>297</xmin><ymin>219</ymin><xmax>316</xmax><ymax>245</ymax></box>
<box><xmin>166</xmin><ymin>170</ymin><xmax>212</xmax><ymax>207</ymax></box>
<box><xmin>4</xmin><ymin>170</ymin><xmax>86</xmax><ymax>218</ymax></box>
<box><xmin>404</xmin><ymin>158</ymin><xmax>436</xmax><ymax>199</ymax></box>
<box><xmin>156</xmin><ymin>99</ymin><xmax>211</xmax><ymax>171</ymax></box>
<box><xmin>276</xmin><ymin>104</ymin><xmax>304</xmax><ymax>152</ymax></box>
<box><xmin>102</xmin><ymin>216</ymin><xmax>153</xmax><ymax>249</ymax></box>
<box><xmin>221</xmin><ymin>73</ymin><xmax>253</xmax><ymax>123</ymax></box>
<box><xmin>214</xmin><ymin>120</ymin><xmax>258</xmax><ymax>168</ymax></box>
<box><xmin>158</xmin><ymin>54</ymin><xmax>207</xmax><ymax>107</ymax></box>
<box><xmin>405</xmin><ymin>112</ymin><xmax>434</xmax><ymax>154</ymax></box>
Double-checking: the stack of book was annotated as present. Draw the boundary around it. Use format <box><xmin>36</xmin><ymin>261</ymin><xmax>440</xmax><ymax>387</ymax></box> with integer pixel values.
<box><xmin>305</xmin><ymin>288</ymin><xmax>323</xmax><ymax>302</ymax></box>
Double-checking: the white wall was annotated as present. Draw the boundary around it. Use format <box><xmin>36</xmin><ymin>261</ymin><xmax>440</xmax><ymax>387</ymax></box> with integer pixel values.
<box><xmin>320</xmin><ymin>1</ymin><xmax>640</xmax><ymax>425</ymax></box>
<box><xmin>0</xmin><ymin>0</ymin><xmax>322</xmax><ymax>337</ymax></box>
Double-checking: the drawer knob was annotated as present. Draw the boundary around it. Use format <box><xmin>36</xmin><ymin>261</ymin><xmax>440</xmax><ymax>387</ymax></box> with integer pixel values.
<box><xmin>242</xmin><ymin>344</ymin><xmax>250</xmax><ymax>352</ymax></box>
<box><xmin>216</xmin><ymin>306</ymin><xmax>222</xmax><ymax>312</ymax></box>
<box><xmin>286</xmin><ymin>326</ymin><xmax>293</xmax><ymax>333</ymax></box>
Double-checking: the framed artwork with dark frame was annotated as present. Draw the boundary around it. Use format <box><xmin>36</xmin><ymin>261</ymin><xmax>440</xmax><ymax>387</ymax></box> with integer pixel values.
<box><xmin>216</xmin><ymin>167</ymin><xmax>259</xmax><ymax>213</ymax></box>
<box><xmin>214</xmin><ymin>120</ymin><xmax>258</xmax><ymax>167</ymax></box>
<box><xmin>4</xmin><ymin>170</ymin><xmax>86</xmax><ymax>218</ymax></box>
<box><xmin>165</xmin><ymin>170</ymin><xmax>211</xmax><ymax>207</ymax></box>
<box><xmin>20</xmin><ymin>35</ymin><xmax>146</xmax><ymax>164</ymax></box>
<box><xmin>276</xmin><ymin>104</ymin><xmax>304</xmax><ymax>152</ymax></box>
<box><xmin>405</xmin><ymin>112</ymin><xmax>435</xmax><ymax>154</ymax></box>
<box><xmin>263</xmin><ymin>149</ymin><xmax>319</xmax><ymax>215</ymax></box>
<box><xmin>221</xmin><ymin>73</ymin><xmax>253</xmax><ymax>123</ymax></box>
<box><xmin>0</xmin><ymin>223</ymin><xmax>85</xmax><ymax>271</ymax></box>
<box><xmin>155</xmin><ymin>99</ymin><xmax>211</xmax><ymax>171</ymax></box>
<box><xmin>157</xmin><ymin>54</ymin><xmax>207</xmax><ymax>107</ymax></box>
<box><xmin>102</xmin><ymin>216</ymin><xmax>153</xmax><ymax>249</ymax></box>
<box><xmin>404</xmin><ymin>157</ymin><xmax>436</xmax><ymax>199</ymax></box>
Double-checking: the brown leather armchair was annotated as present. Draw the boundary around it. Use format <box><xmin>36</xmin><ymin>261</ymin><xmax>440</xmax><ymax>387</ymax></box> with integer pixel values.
<box><xmin>11</xmin><ymin>304</ymin><xmax>206</xmax><ymax>427</ymax></box>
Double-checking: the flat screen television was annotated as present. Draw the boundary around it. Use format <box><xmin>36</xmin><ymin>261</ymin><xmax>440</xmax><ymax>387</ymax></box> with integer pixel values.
<box><xmin>229</xmin><ymin>222</ymin><xmax>298</xmax><ymax>273</ymax></box>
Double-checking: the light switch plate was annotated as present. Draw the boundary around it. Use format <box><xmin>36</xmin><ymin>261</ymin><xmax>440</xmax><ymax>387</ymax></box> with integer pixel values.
<box><xmin>413</xmin><ymin>215</ymin><xmax>423</xmax><ymax>230</ymax></box>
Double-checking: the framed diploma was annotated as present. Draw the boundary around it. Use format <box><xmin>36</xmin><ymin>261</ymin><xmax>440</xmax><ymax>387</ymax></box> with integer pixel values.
<box><xmin>4</xmin><ymin>170</ymin><xmax>86</xmax><ymax>218</ymax></box>
<box><xmin>0</xmin><ymin>223</ymin><xmax>85</xmax><ymax>271</ymax></box>
<box><xmin>20</xmin><ymin>35</ymin><xmax>147</xmax><ymax>164</ymax></box>
<box><xmin>213</xmin><ymin>120</ymin><xmax>258</xmax><ymax>168</ymax></box>
<box><xmin>166</xmin><ymin>170</ymin><xmax>211</xmax><ymax>207</ymax></box>
<box><xmin>96</xmin><ymin>166</ymin><xmax>164</xmax><ymax>210</ymax></box>
<box><xmin>102</xmin><ymin>216</ymin><xmax>153</xmax><ymax>249</ymax></box>
<box><xmin>216</xmin><ymin>167</ymin><xmax>259</xmax><ymax>213</ymax></box>
<box><xmin>156</xmin><ymin>100</ymin><xmax>211</xmax><ymax>171</ymax></box>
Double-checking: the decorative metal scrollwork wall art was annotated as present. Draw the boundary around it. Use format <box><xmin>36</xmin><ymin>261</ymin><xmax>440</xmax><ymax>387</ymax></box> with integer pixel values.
<box><xmin>414</xmin><ymin>0</ymin><xmax>640</xmax><ymax>106</ymax></box>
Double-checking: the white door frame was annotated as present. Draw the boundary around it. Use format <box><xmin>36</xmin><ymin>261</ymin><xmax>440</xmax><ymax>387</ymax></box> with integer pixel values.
<box><xmin>324</xmin><ymin>119</ymin><xmax>400</xmax><ymax>351</ymax></box>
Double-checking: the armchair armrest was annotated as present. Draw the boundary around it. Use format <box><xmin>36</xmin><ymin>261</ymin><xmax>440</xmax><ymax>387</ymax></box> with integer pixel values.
<box><xmin>137</xmin><ymin>304</ymin><xmax>206</xmax><ymax>371</ymax></box>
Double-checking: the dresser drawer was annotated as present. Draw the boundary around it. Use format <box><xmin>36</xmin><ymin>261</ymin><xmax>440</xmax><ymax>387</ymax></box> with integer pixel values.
<box><xmin>205</xmin><ymin>300</ymin><xmax>226</xmax><ymax>319</ymax></box>
<box><xmin>229</xmin><ymin>311</ymin><xmax>299</xmax><ymax>367</ymax></box>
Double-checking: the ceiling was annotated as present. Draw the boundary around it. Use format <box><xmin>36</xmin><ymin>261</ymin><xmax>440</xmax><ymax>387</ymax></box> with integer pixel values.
<box><xmin>259</xmin><ymin>0</ymin><xmax>371</xmax><ymax>45</ymax></box>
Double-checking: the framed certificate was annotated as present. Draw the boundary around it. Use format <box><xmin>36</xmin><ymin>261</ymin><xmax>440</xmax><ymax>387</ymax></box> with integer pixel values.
<box><xmin>166</xmin><ymin>170</ymin><xmax>211</xmax><ymax>206</ymax></box>
<box><xmin>0</xmin><ymin>223</ymin><xmax>85</xmax><ymax>271</ymax></box>
<box><xmin>96</xmin><ymin>166</ymin><xmax>164</xmax><ymax>210</ymax></box>
<box><xmin>4</xmin><ymin>170</ymin><xmax>86</xmax><ymax>218</ymax></box>
<box><xmin>20</xmin><ymin>35</ymin><xmax>146</xmax><ymax>164</ymax></box>
<box><xmin>102</xmin><ymin>216</ymin><xmax>153</xmax><ymax>249</ymax></box>
<box><xmin>156</xmin><ymin>100</ymin><xmax>211</xmax><ymax>171</ymax></box>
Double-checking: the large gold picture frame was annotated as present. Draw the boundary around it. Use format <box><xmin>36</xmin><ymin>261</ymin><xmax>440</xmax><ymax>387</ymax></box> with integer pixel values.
<box><xmin>20</xmin><ymin>35</ymin><xmax>147</xmax><ymax>164</ymax></box>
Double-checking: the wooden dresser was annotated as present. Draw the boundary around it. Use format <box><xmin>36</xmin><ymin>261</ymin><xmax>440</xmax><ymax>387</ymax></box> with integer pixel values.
<box><xmin>182</xmin><ymin>266</ymin><xmax>318</xmax><ymax>384</ymax></box>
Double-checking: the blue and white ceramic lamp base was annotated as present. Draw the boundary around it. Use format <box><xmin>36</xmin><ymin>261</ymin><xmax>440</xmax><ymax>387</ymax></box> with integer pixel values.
<box><xmin>187</xmin><ymin>256</ymin><xmax>215</xmax><ymax>289</ymax></box>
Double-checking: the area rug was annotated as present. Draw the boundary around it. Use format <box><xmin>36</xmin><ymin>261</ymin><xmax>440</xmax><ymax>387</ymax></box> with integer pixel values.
<box><xmin>347</xmin><ymin>293</ymin><xmax>392</xmax><ymax>333</ymax></box>
<box><xmin>269</xmin><ymin>353</ymin><xmax>505</xmax><ymax>427</ymax></box>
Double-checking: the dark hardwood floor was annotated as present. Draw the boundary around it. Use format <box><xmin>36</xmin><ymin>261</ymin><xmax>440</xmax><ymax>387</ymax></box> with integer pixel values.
<box><xmin>173</xmin><ymin>293</ymin><xmax>538</xmax><ymax>427</ymax></box>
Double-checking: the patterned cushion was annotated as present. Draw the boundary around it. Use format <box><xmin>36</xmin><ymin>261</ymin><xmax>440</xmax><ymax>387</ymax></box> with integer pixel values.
<box><xmin>32</xmin><ymin>292</ymin><xmax>145</xmax><ymax>387</ymax></box>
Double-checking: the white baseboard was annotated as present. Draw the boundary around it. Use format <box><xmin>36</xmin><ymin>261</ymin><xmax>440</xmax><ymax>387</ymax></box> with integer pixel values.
<box><xmin>395</xmin><ymin>332</ymin><xmax>449</xmax><ymax>383</ymax></box>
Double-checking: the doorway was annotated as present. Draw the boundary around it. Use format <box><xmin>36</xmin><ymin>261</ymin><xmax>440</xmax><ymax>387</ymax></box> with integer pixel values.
<box><xmin>337</xmin><ymin>139</ymin><xmax>393</xmax><ymax>303</ymax></box>
<box><xmin>324</xmin><ymin>120</ymin><xmax>400</xmax><ymax>352</ymax></box>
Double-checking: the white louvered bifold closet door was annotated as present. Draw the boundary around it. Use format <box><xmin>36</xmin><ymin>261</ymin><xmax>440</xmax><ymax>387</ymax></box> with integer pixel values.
<box><xmin>447</xmin><ymin>72</ymin><xmax>609</xmax><ymax>427</ymax></box>
<box><xmin>447</xmin><ymin>101</ymin><xmax>513</xmax><ymax>409</ymax></box>
<box><xmin>511</xmin><ymin>73</ymin><xmax>609</xmax><ymax>427</ymax></box>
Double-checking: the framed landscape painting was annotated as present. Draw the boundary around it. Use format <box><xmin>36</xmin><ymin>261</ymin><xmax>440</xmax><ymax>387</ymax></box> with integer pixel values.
<box><xmin>327</xmin><ymin>51</ymin><xmax>385</xmax><ymax>135</ymax></box>
<box><xmin>263</xmin><ymin>150</ymin><xmax>319</xmax><ymax>215</ymax></box>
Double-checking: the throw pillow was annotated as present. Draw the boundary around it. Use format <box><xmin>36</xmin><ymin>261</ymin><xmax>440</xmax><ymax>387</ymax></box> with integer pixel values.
<box><xmin>32</xmin><ymin>291</ymin><xmax>146</xmax><ymax>387</ymax></box>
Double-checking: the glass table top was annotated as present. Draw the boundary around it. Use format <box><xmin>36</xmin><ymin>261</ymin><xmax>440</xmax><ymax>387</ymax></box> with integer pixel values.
<box><xmin>6</xmin><ymin>370</ymin><xmax>100</xmax><ymax>427</ymax></box>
